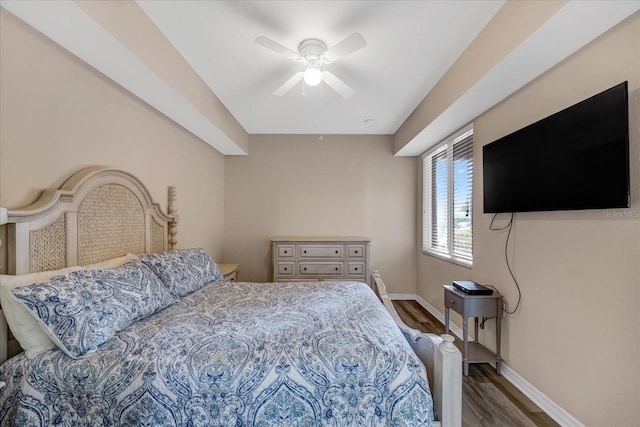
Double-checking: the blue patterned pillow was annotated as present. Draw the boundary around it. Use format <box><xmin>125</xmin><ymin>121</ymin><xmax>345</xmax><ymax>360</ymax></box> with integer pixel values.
<box><xmin>138</xmin><ymin>248</ymin><xmax>224</xmax><ymax>297</ymax></box>
<box><xmin>11</xmin><ymin>261</ymin><xmax>176</xmax><ymax>358</ymax></box>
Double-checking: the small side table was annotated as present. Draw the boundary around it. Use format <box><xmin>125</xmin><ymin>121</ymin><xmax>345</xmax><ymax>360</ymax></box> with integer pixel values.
<box><xmin>219</xmin><ymin>264</ymin><xmax>239</xmax><ymax>282</ymax></box>
<box><xmin>443</xmin><ymin>284</ymin><xmax>503</xmax><ymax>376</ymax></box>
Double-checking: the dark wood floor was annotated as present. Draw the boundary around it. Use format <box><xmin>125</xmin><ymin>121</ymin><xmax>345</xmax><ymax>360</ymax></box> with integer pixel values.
<box><xmin>393</xmin><ymin>300</ymin><xmax>559</xmax><ymax>427</ymax></box>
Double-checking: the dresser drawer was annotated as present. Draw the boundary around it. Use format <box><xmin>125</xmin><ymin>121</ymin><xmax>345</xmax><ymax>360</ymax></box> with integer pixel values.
<box><xmin>347</xmin><ymin>262</ymin><xmax>365</xmax><ymax>275</ymax></box>
<box><xmin>444</xmin><ymin>289</ymin><xmax>465</xmax><ymax>315</ymax></box>
<box><xmin>445</xmin><ymin>288</ymin><xmax>500</xmax><ymax>317</ymax></box>
<box><xmin>299</xmin><ymin>262</ymin><xmax>343</xmax><ymax>275</ymax></box>
<box><xmin>276</xmin><ymin>245</ymin><xmax>295</xmax><ymax>258</ymax></box>
<box><xmin>347</xmin><ymin>245</ymin><xmax>365</xmax><ymax>258</ymax></box>
<box><xmin>276</xmin><ymin>262</ymin><xmax>295</xmax><ymax>275</ymax></box>
<box><xmin>299</xmin><ymin>245</ymin><xmax>343</xmax><ymax>258</ymax></box>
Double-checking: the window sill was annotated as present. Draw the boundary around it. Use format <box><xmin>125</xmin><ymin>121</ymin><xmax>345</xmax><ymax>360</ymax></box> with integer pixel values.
<box><xmin>422</xmin><ymin>250</ymin><xmax>473</xmax><ymax>269</ymax></box>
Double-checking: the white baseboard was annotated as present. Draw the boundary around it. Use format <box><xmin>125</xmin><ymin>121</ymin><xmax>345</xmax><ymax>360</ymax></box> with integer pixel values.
<box><xmin>389</xmin><ymin>293</ymin><xmax>584</xmax><ymax>427</ymax></box>
<box><xmin>387</xmin><ymin>293</ymin><xmax>416</xmax><ymax>300</ymax></box>
<box><xmin>499</xmin><ymin>363</ymin><xmax>584</xmax><ymax>427</ymax></box>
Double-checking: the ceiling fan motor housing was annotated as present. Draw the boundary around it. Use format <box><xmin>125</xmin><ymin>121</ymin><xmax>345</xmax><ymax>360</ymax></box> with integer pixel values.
<box><xmin>298</xmin><ymin>39</ymin><xmax>328</xmax><ymax>65</ymax></box>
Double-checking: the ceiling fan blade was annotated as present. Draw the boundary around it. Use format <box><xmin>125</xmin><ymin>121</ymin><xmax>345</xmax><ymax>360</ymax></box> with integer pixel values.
<box><xmin>255</xmin><ymin>36</ymin><xmax>300</xmax><ymax>60</ymax></box>
<box><xmin>324</xmin><ymin>32</ymin><xmax>367</xmax><ymax>62</ymax></box>
<box><xmin>273</xmin><ymin>72</ymin><xmax>304</xmax><ymax>96</ymax></box>
<box><xmin>322</xmin><ymin>71</ymin><xmax>355</xmax><ymax>98</ymax></box>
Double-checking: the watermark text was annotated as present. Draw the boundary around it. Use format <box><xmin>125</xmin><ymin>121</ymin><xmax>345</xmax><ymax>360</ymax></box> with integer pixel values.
<box><xmin>602</xmin><ymin>209</ymin><xmax>640</xmax><ymax>219</ymax></box>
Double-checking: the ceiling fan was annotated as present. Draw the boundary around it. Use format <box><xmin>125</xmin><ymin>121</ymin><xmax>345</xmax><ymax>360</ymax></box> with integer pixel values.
<box><xmin>255</xmin><ymin>32</ymin><xmax>366</xmax><ymax>98</ymax></box>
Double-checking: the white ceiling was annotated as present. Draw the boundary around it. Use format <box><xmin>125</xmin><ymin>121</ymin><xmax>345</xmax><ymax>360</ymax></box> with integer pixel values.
<box><xmin>136</xmin><ymin>0</ymin><xmax>504</xmax><ymax>135</ymax></box>
<box><xmin>1</xmin><ymin>0</ymin><xmax>639</xmax><ymax>155</ymax></box>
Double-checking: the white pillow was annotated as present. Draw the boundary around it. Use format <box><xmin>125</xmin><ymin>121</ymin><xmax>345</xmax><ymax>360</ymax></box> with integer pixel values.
<box><xmin>0</xmin><ymin>254</ymin><xmax>138</xmax><ymax>359</ymax></box>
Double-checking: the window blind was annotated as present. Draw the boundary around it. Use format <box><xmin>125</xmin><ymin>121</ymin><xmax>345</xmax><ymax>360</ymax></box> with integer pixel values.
<box><xmin>422</xmin><ymin>126</ymin><xmax>473</xmax><ymax>265</ymax></box>
<box><xmin>431</xmin><ymin>146</ymin><xmax>448</xmax><ymax>252</ymax></box>
<box><xmin>451</xmin><ymin>132</ymin><xmax>473</xmax><ymax>260</ymax></box>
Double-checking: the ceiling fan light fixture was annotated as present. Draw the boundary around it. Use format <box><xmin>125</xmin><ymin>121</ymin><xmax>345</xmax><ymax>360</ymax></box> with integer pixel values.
<box><xmin>257</xmin><ymin>33</ymin><xmax>365</xmax><ymax>98</ymax></box>
<box><xmin>303</xmin><ymin>66</ymin><xmax>323</xmax><ymax>86</ymax></box>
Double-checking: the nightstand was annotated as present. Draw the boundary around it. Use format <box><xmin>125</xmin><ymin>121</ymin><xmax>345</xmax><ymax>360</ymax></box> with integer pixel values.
<box><xmin>443</xmin><ymin>284</ymin><xmax>503</xmax><ymax>376</ymax></box>
<box><xmin>219</xmin><ymin>264</ymin><xmax>239</xmax><ymax>282</ymax></box>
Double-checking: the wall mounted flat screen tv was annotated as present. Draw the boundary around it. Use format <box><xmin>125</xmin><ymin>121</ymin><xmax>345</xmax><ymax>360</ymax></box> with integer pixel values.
<box><xmin>483</xmin><ymin>81</ymin><xmax>629</xmax><ymax>213</ymax></box>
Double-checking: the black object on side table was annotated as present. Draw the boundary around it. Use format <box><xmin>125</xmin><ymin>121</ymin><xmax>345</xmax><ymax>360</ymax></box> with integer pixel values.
<box><xmin>443</xmin><ymin>284</ymin><xmax>503</xmax><ymax>376</ymax></box>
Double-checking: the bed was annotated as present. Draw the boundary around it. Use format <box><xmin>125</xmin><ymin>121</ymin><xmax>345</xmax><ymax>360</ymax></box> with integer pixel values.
<box><xmin>0</xmin><ymin>167</ymin><xmax>461</xmax><ymax>426</ymax></box>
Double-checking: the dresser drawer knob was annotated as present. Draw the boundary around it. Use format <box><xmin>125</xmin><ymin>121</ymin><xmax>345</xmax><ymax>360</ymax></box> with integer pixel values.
<box><xmin>284</xmin><ymin>267</ymin><xmax>288</xmax><ymax>271</ymax></box>
<box><xmin>284</xmin><ymin>250</ymin><xmax>288</xmax><ymax>254</ymax></box>
<box><xmin>354</xmin><ymin>267</ymin><xmax>358</xmax><ymax>271</ymax></box>
<box><xmin>335</xmin><ymin>267</ymin><xmax>338</xmax><ymax>271</ymax></box>
<box><xmin>304</xmin><ymin>250</ymin><xmax>307</xmax><ymax>254</ymax></box>
<box><xmin>355</xmin><ymin>250</ymin><xmax>358</xmax><ymax>254</ymax></box>
<box><xmin>304</xmin><ymin>267</ymin><xmax>307</xmax><ymax>271</ymax></box>
<box><xmin>335</xmin><ymin>250</ymin><xmax>339</xmax><ymax>254</ymax></box>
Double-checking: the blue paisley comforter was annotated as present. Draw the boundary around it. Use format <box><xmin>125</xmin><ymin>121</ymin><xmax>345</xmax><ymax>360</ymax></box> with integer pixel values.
<box><xmin>0</xmin><ymin>281</ymin><xmax>433</xmax><ymax>426</ymax></box>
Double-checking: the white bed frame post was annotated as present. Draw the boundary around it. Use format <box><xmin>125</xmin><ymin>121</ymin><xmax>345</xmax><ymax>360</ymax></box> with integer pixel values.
<box><xmin>0</xmin><ymin>207</ymin><xmax>7</xmax><ymax>363</ymax></box>
<box><xmin>168</xmin><ymin>186</ymin><xmax>178</xmax><ymax>250</ymax></box>
<box><xmin>434</xmin><ymin>334</ymin><xmax>462</xmax><ymax>426</ymax></box>
<box><xmin>372</xmin><ymin>271</ymin><xmax>462</xmax><ymax>427</ymax></box>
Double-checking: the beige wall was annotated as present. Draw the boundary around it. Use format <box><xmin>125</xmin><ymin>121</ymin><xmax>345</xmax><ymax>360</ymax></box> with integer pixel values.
<box><xmin>0</xmin><ymin>10</ymin><xmax>225</xmax><ymax>264</ymax></box>
<box><xmin>74</xmin><ymin>0</ymin><xmax>248</xmax><ymax>154</ymax></box>
<box><xmin>394</xmin><ymin>0</ymin><xmax>566</xmax><ymax>153</ymax></box>
<box><xmin>224</xmin><ymin>134</ymin><xmax>416</xmax><ymax>292</ymax></box>
<box><xmin>417</xmin><ymin>13</ymin><xmax>640</xmax><ymax>426</ymax></box>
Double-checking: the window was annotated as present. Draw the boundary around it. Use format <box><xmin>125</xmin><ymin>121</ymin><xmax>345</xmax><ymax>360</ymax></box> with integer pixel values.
<box><xmin>422</xmin><ymin>125</ymin><xmax>473</xmax><ymax>266</ymax></box>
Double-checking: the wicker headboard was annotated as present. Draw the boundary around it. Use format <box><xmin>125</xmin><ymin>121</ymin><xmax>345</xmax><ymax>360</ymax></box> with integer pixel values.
<box><xmin>3</xmin><ymin>167</ymin><xmax>177</xmax><ymax>274</ymax></box>
<box><xmin>0</xmin><ymin>166</ymin><xmax>178</xmax><ymax>360</ymax></box>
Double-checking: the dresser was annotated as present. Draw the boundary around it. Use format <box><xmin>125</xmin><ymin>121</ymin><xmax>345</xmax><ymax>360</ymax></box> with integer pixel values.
<box><xmin>271</xmin><ymin>237</ymin><xmax>371</xmax><ymax>285</ymax></box>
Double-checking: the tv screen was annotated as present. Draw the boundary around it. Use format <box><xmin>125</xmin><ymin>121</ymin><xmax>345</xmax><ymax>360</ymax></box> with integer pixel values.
<box><xmin>483</xmin><ymin>81</ymin><xmax>629</xmax><ymax>213</ymax></box>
